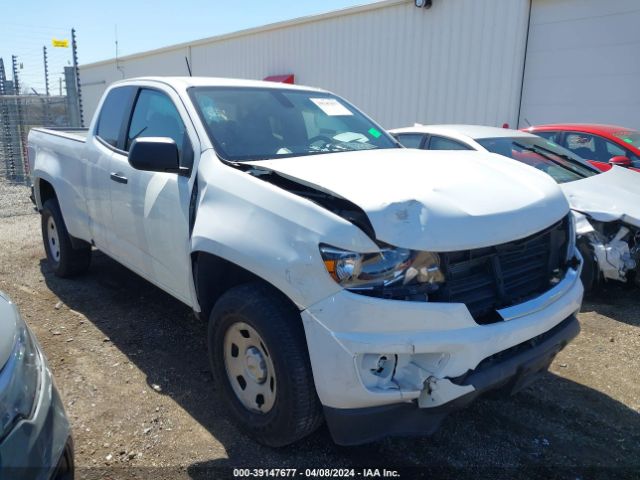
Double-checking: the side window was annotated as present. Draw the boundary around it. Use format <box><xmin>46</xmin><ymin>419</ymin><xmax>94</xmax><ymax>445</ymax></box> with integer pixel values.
<box><xmin>395</xmin><ymin>133</ymin><xmax>425</xmax><ymax>149</ymax></box>
<box><xmin>605</xmin><ymin>140</ymin><xmax>625</xmax><ymax>157</ymax></box>
<box><xmin>428</xmin><ymin>135</ymin><xmax>471</xmax><ymax>151</ymax></box>
<box><xmin>564</xmin><ymin>133</ymin><xmax>608</xmax><ymax>162</ymax></box>
<box><xmin>126</xmin><ymin>89</ymin><xmax>189</xmax><ymax>160</ymax></box>
<box><xmin>96</xmin><ymin>87</ymin><xmax>135</xmax><ymax>148</ymax></box>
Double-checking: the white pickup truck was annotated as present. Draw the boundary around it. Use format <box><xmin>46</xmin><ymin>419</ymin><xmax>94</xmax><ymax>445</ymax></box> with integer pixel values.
<box><xmin>28</xmin><ymin>77</ymin><xmax>583</xmax><ymax>446</ymax></box>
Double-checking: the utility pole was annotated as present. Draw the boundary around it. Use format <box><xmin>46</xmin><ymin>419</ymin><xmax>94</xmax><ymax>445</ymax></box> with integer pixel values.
<box><xmin>10</xmin><ymin>55</ymin><xmax>25</xmax><ymax>181</ymax></box>
<box><xmin>71</xmin><ymin>28</ymin><xmax>84</xmax><ymax>127</ymax></box>
<box><xmin>43</xmin><ymin>46</ymin><xmax>50</xmax><ymax>96</ymax></box>
<box><xmin>43</xmin><ymin>46</ymin><xmax>51</xmax><ymax>126</ymax></box>
<box><xmin>11</xmin><ymin>55</ymin><xmax>20</xmax><ymax>94</ymax></box>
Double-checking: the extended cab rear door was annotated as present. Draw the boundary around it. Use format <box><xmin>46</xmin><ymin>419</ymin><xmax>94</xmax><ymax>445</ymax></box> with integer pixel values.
<box><xmin>107</xmin><ymin>85</ymin><xmax>198</xmax><ymax>305</ymax></box>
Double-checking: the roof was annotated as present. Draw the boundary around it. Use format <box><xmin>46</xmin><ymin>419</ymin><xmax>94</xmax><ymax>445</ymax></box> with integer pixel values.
<box><xmin>110</xmin><ymin>76</ymin><xmax>327</xmax><ymax>93</ymax></box>
<box><xmin>390</xmin><ymin>124</ymin><xmax>536</xmax><ymax>140</ymax></box>
<box><xmin>527</xmin><ymin>124</ymin><xmax>638</xmax><ymax>134</ymax></box>
<box><xmin>81</xmin><ymin>0</ymin><xmax>406</xmax><ymax>69</ymax></box>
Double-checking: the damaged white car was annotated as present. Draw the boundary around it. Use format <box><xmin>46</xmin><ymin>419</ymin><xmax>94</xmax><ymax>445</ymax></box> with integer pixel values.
<box><xmin>391</xmin><ymin>124</ymin><xmax>640</xmax><ymax>292</ymax></box>
<box><xmin>28</xmin><ymin>78</ymin><xmax>582</xmax><ymax>446</ymax></box>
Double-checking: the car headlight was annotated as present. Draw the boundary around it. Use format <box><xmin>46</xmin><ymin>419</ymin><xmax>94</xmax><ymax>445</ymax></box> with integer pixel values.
<box><xmin>0</xmin><ymin>312</ymin><xmax>41</xmax><ymax>440</ymax></box>
<box><xmin>320</xmin><ymin>244</ymin><xmax>445</xmax><ymax>299</ymax></box>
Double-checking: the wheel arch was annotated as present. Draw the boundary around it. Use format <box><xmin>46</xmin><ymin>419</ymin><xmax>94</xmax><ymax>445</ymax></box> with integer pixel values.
<box><xmin>35</xmin><ymin>176</ymin><xmax>57</xmax><ymax>211</ymax></box>
<box><xmin>191</xmin><ymin>251</ymin><xmax>300</xmax><ymax>322</ymax></box>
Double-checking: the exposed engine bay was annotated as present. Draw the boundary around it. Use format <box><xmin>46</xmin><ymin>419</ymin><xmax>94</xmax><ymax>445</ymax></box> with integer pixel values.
<box><xmin>574</xmin><ymin>211</ymin><xmax>640</xmax><ymax>288</ymax></box>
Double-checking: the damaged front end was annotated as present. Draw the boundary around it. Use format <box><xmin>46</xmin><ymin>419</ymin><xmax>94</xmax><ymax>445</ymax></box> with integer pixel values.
<box><xmin>574</xmin><ymin>211</ymin><xmax>640</xmax><ymax>290</ymax></box>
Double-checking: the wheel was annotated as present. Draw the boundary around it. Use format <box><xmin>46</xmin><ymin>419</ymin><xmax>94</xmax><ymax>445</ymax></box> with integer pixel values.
<box><xmin>208</xmin><ymin>282</ymin><xmax>323</xmax><ymax>446</ymax></box>
<box><xmin>41</xmin><ymin>198</ymin><xmax>91</xmax><ymax>277</ymax></box>
<box><xmin>577</xmin><ymin>238</ymin><xmax>598</xmax><ymax>294</ymax></box>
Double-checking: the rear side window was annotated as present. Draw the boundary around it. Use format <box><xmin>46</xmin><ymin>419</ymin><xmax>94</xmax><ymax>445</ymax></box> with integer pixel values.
<box><xmin>535</xmin><ymin>131</ymin><xmax>561</xmax><ymax>143</ymax></box>
<box><xmin>96</xmin><ymin>87</ymin><xmax>135</xmax><ymax>148</ymax></box>
<box><xmin>395</xmin><ymin>133</ymin><xmax>425</xmax><ymax>149</ymax></box>
<box><xmin>428</xmin><ymin>135</ymin><xmax>471</xmax><ymax>150</ymax></box>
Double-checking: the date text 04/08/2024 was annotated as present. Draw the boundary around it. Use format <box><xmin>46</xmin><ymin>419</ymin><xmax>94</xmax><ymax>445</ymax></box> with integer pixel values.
<box><xmin>232</xmin><ymin>469</ymin><xmax>401</xmax><ymax>478</ymax></box>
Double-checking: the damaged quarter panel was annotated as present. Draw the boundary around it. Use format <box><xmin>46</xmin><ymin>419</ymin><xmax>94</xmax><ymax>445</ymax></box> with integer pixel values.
<box><xmin>191</xmin><ymin>150</ymin><xmax>379</xmax><ymax>308</ymax></box>
<box><xmin>561</xmin><ymin>166</ymin><xmax>640</xmax><ymax>228</ymax></box>
<box><xmin>562</xmin><ymin>167</ymin><xmax>640</xmax><ymax>283</ymax></box>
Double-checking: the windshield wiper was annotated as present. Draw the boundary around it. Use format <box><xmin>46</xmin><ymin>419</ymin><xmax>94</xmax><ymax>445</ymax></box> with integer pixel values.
<box><xmin>512</xmin><ymin>142</ymin><xmax>590</xmax><ymax>178</ymax></box>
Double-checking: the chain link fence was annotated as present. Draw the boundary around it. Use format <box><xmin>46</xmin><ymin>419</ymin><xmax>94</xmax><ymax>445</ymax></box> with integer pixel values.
<box><xmin>0</xmin><ymin>27</ymin><xmax>82</xmax><ymax>195</ymax></box>
<box><xmin>0</xmin><ymin>93</ymin><xmax>78</xmax><ymax>184</ymax></box>
<box><xmin>0</xmin><ymin>26</ymin><xmax>82</xmax><ymax>217</ymax></box>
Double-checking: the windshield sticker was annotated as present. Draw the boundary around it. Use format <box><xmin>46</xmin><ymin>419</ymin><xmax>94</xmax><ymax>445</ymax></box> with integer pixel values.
<box><xmin>368</xmin><ymin>128</ymin><xmax>382</xmax><ymax>138</ymax></box>
<box><xmin>310</xmin><ymin>98</ymin><xmax>353</xmax><ymax>116</ymax></box>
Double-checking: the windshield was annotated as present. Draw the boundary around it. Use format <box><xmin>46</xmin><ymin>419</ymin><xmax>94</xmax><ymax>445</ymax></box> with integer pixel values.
<box><xmin>476</xmin><ymin>136</ymin><xmax>599</xmax><ymax>184</ymax></box>
<box><xmin>612</xmin><ymin>130</ymin><xmax>640</xmax><ymax>148</ymax></box>
<box><xmin>189</xmin><ymin>87</ymin><xmax>398</xmax><ymax>161</ymax></box>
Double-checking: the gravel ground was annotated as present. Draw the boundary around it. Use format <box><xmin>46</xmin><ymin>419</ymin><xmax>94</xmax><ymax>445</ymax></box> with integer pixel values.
<box><xmin>0</xmin><ymin>178</ymin><xmax>34</xmax><ymax>218</ymax></box>
<box><xmin>0</xmin><ymin>212</ymin><xmax>638</xmax><ymax>479</ymax></box>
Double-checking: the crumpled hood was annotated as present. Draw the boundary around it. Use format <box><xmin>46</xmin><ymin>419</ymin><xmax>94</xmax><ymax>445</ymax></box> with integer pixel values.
<box><xmin>561</xmin><ymin>166</ymin><xmax>640</xmax><ymax>228</ymax></box>
<box><xmin>246</xmin><ymin>149</ymin><xmax>568</xmax><ymax>251</ymax></box>
<box><xmin>0</xmin><ymin>291</ymin><xmax>18</xmax><ymax>369</ymax></box>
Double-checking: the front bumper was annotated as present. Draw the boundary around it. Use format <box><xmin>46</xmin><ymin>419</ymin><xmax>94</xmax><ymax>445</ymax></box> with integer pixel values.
<box><xmin>0</xmin><ymin>345</ymin><xmax>73</xmax><ymax>480</ymax></box>
<box><xmin>324</xmin><ymin>315</ymin><xmax>579</xmax><ymax>445</ymax></box>
<box><xmin>301</xmin><ymin>261</ymin><xmax>583</xmax><ymax>443</ymax></box>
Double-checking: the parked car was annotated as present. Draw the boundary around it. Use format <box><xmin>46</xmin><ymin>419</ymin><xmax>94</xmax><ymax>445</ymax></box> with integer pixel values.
<box><xmin>28</xmin><ymin>78</ymin><xmax>582</xmax><ymax>446</ymax></box>
<box><xmin>524</xmin><ymin>124</ymin><xmax>640</xmax><ymax>173</ymax></box>
<box><xmin>390</xmin><ymin>124</ymin><xmax>640</xmax><ymax>292</ymax></box>
<box><xmin>0</xmin><ymin>290</ymin><xmax>73</xmax><ymax>479</ymax></box>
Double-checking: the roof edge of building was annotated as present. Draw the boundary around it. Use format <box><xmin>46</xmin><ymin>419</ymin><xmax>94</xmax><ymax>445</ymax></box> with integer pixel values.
<box><xmin>80</xmin><ymin>0</ymin><xmax>407</xmax><ymax>70</ymax></box>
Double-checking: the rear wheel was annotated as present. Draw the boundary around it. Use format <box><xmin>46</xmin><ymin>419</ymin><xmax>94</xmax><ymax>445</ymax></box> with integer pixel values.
<box><xmin>208</xmin><ymin>282</ymin><xmax>323</xmax><ymax>446</ymax></box>
<box><xmin>41</xmin><ymin>199</ymin><xmax>91</xmax><ymax>277</ymax></box>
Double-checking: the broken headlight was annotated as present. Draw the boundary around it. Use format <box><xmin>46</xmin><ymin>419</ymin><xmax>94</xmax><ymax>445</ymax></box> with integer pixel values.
<box><xmin>320</xmin><ymin>244</ymin><xmax>445</xmax><ymax>297</ymax></box>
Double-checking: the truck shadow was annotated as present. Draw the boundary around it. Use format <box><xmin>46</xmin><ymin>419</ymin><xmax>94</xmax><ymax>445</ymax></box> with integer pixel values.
<box><xmin>582</xmin><ymin>283</ymin><xmax>640</xmax><ymax>327</ymax></box>
<box><xmin>40</xmin><ymin>252</ymin><xmax>640</xmax><ymax>478</ymax></box>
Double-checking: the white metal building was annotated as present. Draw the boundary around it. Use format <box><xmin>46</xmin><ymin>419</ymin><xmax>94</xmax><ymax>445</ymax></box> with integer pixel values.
<box><xmin>79</xmin><ymin>0</ymin><xmax>640</xmax><ymax>130</ymax></box>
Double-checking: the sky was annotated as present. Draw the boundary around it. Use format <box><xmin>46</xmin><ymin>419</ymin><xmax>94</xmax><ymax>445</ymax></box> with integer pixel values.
<box><xmin>0</xmin><ymin>0</ymin><xmax>375</xmax><ymax>94</ymax></box>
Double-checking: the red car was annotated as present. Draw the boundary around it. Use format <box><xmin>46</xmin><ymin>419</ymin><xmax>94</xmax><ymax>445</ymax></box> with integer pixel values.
<box><xmin>524</xmin><ymin>124</ymin><xmax>640</xmax><ymax>173</ymax></box>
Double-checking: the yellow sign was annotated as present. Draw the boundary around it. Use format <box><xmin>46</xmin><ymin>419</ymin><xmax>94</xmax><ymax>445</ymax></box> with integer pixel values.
<box><xmin>52</xmin><ymin>38</ymin><xmax>69</xmax><ymax>48</ymax></box>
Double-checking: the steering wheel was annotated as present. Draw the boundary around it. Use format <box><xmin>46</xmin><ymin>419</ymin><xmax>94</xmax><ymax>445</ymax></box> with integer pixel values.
<box><xmin>308</xmin><ymin>135</ymin><xmax>334</xmax><ymax>147</ymax></box>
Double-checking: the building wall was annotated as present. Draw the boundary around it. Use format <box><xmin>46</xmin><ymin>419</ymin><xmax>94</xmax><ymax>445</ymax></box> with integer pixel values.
<box><xmin>520</xmin><ymin>0</ymin><xmax>640</xmax><ymax>129</ymax></box>
<box><xmin>80</xmin><ymin>0</ymin><xmax>530</xmax><ymax>129</ymax></box>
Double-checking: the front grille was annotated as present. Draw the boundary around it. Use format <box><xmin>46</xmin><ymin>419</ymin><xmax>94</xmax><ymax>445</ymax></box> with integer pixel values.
<box><xmin>431</xmin><ymin>216</ymin><xmax>569</xmax><ymax>324</ymax></box>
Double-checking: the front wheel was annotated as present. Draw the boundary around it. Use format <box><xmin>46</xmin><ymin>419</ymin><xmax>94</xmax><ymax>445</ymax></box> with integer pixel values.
<box><xmin>41</xmin><ymin>199</ymin><xmax>91</xmax><ymax>277</ymax></box>
<box><xmin>208</xmin><ymin>282</ymin><xmax>323</xmax><ymax>447</ymax></box>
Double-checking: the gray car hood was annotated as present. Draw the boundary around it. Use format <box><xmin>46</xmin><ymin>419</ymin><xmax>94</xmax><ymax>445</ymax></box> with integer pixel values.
<box><xmin>0</xmin><ymin>291</ymin><xmax>18</xmax><ymax>369</ymax></box>
<box><xmin>247</xmin><ymin>148</ymin><xmax>569</xmax><ymax>251</ymax></box>
<box><xmin>561</xmin><ymin>166</ymin><xmax>640</xmax><ymax>228</ymax></box>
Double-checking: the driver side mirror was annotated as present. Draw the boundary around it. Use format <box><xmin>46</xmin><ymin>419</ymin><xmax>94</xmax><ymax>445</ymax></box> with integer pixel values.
<box><xmin>128</xmin><ymin>137</ymin><xmax>190</xmax><ymax>175</ymax></box>
<box><xmin>609</xmin><ymin>156</ymin><xmax>631</xmax><ymax>167</ymax></box>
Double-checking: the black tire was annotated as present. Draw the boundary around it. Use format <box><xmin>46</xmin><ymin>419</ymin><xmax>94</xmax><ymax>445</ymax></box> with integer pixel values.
<box><xmin>208</xmin><ymin>282</ymin><xmax>323</xmax><ymax>447</ymax></box>
<box><xmin>41</xmin><ymin>198</ymin><xmax>91</xmax><ymax>278</ymax></box>
<box><xmin>578</xmin><ymin>238</ymin><xmax>598</xmax><ymax>295</ymax></box>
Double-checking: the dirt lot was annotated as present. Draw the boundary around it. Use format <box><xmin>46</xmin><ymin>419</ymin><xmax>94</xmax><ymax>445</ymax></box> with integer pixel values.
<box><xmin>0</xmin><ymin>207</ymin><xmax>638</xmax><ymax>479</ymax></box>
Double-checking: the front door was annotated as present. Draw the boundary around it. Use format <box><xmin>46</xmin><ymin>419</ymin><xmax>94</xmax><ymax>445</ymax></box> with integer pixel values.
<box><xmin>108</xmin><ymin>87</ymin><xmax>197</xmax><ymax>305</ymax></box>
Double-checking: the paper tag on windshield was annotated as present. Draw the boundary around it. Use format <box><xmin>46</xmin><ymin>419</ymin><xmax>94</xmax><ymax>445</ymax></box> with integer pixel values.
<box><xmin>310</xmin><ymin>98</ymin><xmax>353</xmax><ymax>116</ymax></box>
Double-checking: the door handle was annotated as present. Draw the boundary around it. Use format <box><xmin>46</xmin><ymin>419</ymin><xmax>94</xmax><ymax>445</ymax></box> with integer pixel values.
<box><xmin>110</xmin><ymin>172</ymin><xmax>128</xmax><ymax>184</ymax></box>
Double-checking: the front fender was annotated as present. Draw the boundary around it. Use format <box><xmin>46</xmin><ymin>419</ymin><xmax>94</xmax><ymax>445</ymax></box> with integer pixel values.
<box><xmin>191</xmin><ymin>157</ymin><xmax>377</xmax><ymax>308</ymax></box>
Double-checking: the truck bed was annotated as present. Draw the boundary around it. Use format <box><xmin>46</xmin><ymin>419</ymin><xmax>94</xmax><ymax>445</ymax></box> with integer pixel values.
<box><xmin>30</xmin><ymin>127</ymin><xmax>89</xmax><ymax>143</ymax></box>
